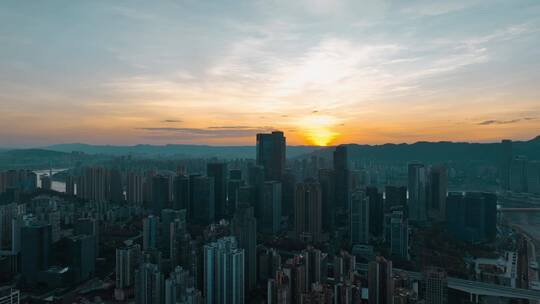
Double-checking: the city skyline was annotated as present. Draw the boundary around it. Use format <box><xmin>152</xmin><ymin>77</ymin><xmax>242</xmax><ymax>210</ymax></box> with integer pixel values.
<box><xmin>1</xmin><ymin>0</ymin><xmax>540</xmax><ymax>147</ymax></box>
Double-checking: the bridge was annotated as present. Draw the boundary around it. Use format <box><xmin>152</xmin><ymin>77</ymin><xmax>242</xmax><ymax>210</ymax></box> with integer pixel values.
<box><xmin>355</xmin><ymin>263</ymin><xmax>540</xmax><ymax>301</ymax></box>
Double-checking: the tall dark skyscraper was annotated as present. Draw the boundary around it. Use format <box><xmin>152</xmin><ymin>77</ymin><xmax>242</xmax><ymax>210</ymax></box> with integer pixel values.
<box><xmin>152</xmin><ymin>175</ymin><xmax>170</xmax><ymax>214</ymax></box>
<box><xmin>385</xmin><ymin>186</ymin><xmax>407</xmax><ymax>210</ymax></box>
<box><xmin>428</xmin><ymin>166</ymin><xmax>448</xmax><ymax>221</ymax></box>
<box><xmin>256</xmin><ymin>131</ymin><xmax>286</xmax><ymax>182</ymax></box>
<box><xmin>191</xmin><ymin>176</ymin><xmax>215</xmax><ymax>226</ymax></box>
<box><xmin>261</xmin><ymin>181</ymin><xmax>282</xmax><ymax>235</ymax></box>
<box><xmin>318</xmin><ymin>169</ymin><xmax>335</xmax><ymax>232</ymax></box>
<box><xmin>295</xmin><ymin>180</ymin><xmax>322</xmax><ymax>243</ymax></box>
<box><xmin>500</xmin><ymin>139</ymin><xmax>513</xmax><ymax>190</ymax></box>
<box><xmin>368</xmin><ymin>257</ymin><xmax>393</xmax><ymax>304</ymax></box>
<box><xmin>207</xmin><ymin>163</ymin><xmax>228</xmax><ymax>220</ymax></box>
<box><xmin>366</xmin><ymin>186</ymin><xmax>384</xmax><ymax>238</ymax></box>
<box><xmin>173</xmin><ymin>174</ymin><xmax>189</xmax><ymax>211</ymax></box>
<box><xmin>446</xmin><ymin>192</ymin><xmax>497</xmax><ymax>243</ymax></box>
<box><xmin>20</xmin><ymin>223</ymin><xmax>52</xmax><ymax>284</ymax></box>
<box><xmin>231</xmin><ymin>203</ymin><xmax>257</xmax><ymax>292</ymax></box>
<box><xmin>424</xmin><ymin>267</ymin><xmax>448</xmax><ymax>304</ymax></box>
<box><xmin>333</xmin><ymin>145</ymin><xmax>349</xmax><ymax>212</ymax></box>
<box><xmin>408</xmin><ymin>163</ymin><xmax>427</xmax><ymax>223</ymax></box>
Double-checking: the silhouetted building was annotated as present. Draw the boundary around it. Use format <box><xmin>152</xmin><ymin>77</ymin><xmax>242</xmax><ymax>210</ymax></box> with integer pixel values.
<box><xmin>388</xmin><ymin>210</ymin><xmax>409</xmax><ymax>260</ymax></box>
<box><xmin>231</xmin><ymin>203</ymin><xmax>257</xmax><ymax>291</ymax></box>
<box><xmin>499</xmin><ymin>139</ymin><xmax>513</xmax><ymax>190</ymax></box>
<box><xmin>152</xmin><ymin>175</ymin><xmax>170</xmax><ymax>214</ymax></box>
<box><xmin>20</xmin><ymin>223</ymin><xmax>51</xmax><ymax>284</ymax></box>
<box><xmin>127</xmin><ymin>172</ymin><xmax>144</xmax><ymax>205</ymax></box>
<box><xmin>115</xmin><ymin>242</ymin><xmax>141</xmax><ymax>301</ymax></box>
<box><xmin>173</xmin><ymin>174</ymin><xmax>189</xmax><ymax>211</ymax></box>
<box><xmin>261</xmin><ymin>181</ymin><xmax>282</xmax><ymax>234</ymax></box>
<box><xmin>191</xmin><ymin>176</ymin><xmax>215</xmax><ymax>226</ymax></box>
<box><xmin>446</xmin><ymin>192</ymin><xmax>497</xmax><ymax>243</ymax></box>
<box><xmin>256</xmin><ymin>131</ymin><xmax>286</xmax><ymax>182</ymax></box>
<box><xmin>295</xmin><ymin>180</ymin><xmax>322</xmax><ymax>243</ymax></box>
<box><xmin>66</xmin><ymin>234</ymin><xmax>96</xmax><ymax>282</ymax></box>
<box><xmin>207</xmin><ymin>163</ymin><xmax>228</xmax><ymax>220</ymax></box>
<box><xmin>350</xmin><ymin>190</ymin><xmax>369</xmax><ymax>245</ymax></box>
<box><xmin>366</xmin><ymin>186</ymin><xmax>384</xmax><ymax>238</ymax></box>
<box><xmin>428</xmin><ymin>166</ymin><xmax>448</xmax><ymax>221</ymax></box>
<box><xmin>143</xmin><ymin>215</ymin><xmax>158</xmax><ymax>251</ymax></box>
<box><xmin>40</xmin><ymin>175</ymin><xmax>52</xmax><ymax>190</ymax></box>
<box><xmin>510</xmin><ymin>156</ymin><xmax>528</xmax><ymax>193</ymax></box>
<box><xmin>408</xmin><ymin>163</ymin><xmax>427</xmax><ymax>223</ymax></box>
<box><xmin>333</xmin><ymin>145</ymin><xmax>350</xmax><ymax>212</ymax></box>
<box><xmin>161</xmin><ymin>209</ymin><xmax>186</xmax><ymax>257</ymax></box>
<box><xmin>368</xmin><ymin>257</ymin><xmax>393</xmax><ymax>304</ymax></box>
<box><xmin>318</xmin><ymin>169</ymin><xmax>336</xmax><ymax>232</ymax></box>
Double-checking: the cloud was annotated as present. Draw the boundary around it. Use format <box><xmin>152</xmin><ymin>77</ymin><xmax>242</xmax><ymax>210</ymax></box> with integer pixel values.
<box><xmin>138</xmin><ymin>126</ymin><xmax>276</xmax><ymax>138</ymax></box>
<box><xmin>478</xmin><ymin>117</ymin><xmax>535</xmax><ymax>125</ymax></box>
<box><xmin>162</xmin><ymin>119</ymin><xmax>182</xmax><ymax>123</ymax></box>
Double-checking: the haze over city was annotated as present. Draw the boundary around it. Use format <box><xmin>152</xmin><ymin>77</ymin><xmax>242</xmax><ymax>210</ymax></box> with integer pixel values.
<box><xmin>1</xmin><ymin>0</ymin><xmax>540</xmax><ymax>147</ymax></box>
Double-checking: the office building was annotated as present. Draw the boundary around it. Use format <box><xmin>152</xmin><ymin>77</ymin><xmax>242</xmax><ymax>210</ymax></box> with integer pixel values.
<box><xmin>350</xmin><ymin>190</ymin><xmax>369</xmax><ymax>245</ymax></box>
<box><xmin>20</xmin><ymin>223</ymin><xmax>52</xmax><ymax>284</ymax></box>
<box><xmin>428</xmin><ymin>166</ymin><xmax>448</xmax><ymax>221</ymax></box>
<box><xmin>191</xmin><ymin>176</ymin><xmax>215</xmax><ymax>226</ymax></box>
<box><xmin>152</xmin><ymin>175</ymin><xmax>170</xmax><ymax>214</ymax></box>
<box><xmin>389</xmin><ymin>210</ymin><xmax>409</xmax><ymax>260</ymax></box>
<box><xmin>295</xmin><ymin>180</ymin><xmax>322</xmax><ymax>243</ymax></box>
<box><xmin>446</xmin><ymin>192</ymin><xmax>497</xmax><ymax>243</ymax></box>
<box><xmin>408</xmin><ymin>163</ymin><xmax>427</xmax><ymax>223</ymax></box>
<box><xmin>333</xmin><ymin>145</ymin><xmax>350</xmax><ymax>212</ymax></box>
<box><xmin>203</xmin><ymin>236</ymin><xmax>245</xmax><ymax>304</ymax></box>
<box><xmin>500</xmin><ymin>139</ymin><xmax>513</xmax><ymax>190</ymax></box>
<box><xmin>368</xmin><ymin>257</ymin><xmax>393</xmax><ymax>304</ymax></box>
<box><xmin>207</xmin><ymin>163</ymin><xmax>228</xmax><ymax>220</ymax></box>
<box><xmin>74</xmin><ymin>217</ymin><xmax>99</xmax><ymax>256</ymax></box>
<box><xmin>143</xmin><ymin>215</ymin><xmax>158</xmax><ymax>251</ymax></box>
<box><xmin>127</xmin><ymin>172</ymin><xmax>144</xmax><ymax>205</ymax></box>
<box><xmin>261</xmin><ymin>181</ymin><xmax>282</xmax><ymax>234</ymax></box>
<box><xmin>231</xmin><ymin>204</ymin><xmax>257</xmax><ymax>291</ymax></box>
<box><xmin>318</xmin><ymin>169</ymin><xmax>336</xmax><ymax>232</ymax></box>
<box><xmin>161</xmin><ymin>209</ymin><xmax>186</xmax><ymax>257</ymax></box>
<box><xmin>115</xmin><ymin>242</ymin><xmax>141</xmax><ymax>300</ymax></box>
<box><xmin>40</xmin><ymin>175</ymin><xmax>52</xmax><ymax>190</ymax></box>
<box><xmin>173</xmin><ymin>174</ymin><xmax>189</xmax><ymax>211</ymax></box>
<box><xmin>256</xmin><ymin>131</ymin><xmax>286</xmax><ymax>181</ymax></box>
<box><xmin>333</xmin><ymin>251</ymin><xmax>356</xmax><ymax>283</ymax></box>
<box><xmin>366</xmin><ymin>186</ymin><xmax>384</xmax><ymax>238</ymax></box>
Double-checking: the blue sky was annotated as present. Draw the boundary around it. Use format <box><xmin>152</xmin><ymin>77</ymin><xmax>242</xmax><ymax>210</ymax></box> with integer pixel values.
<box><xmin>1</xmin><ymin>0</ymin><xmax>539</xmax><ymax>146</ymax></box>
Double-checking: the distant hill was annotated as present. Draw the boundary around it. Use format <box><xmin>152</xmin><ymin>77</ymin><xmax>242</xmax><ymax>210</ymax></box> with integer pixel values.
<box><xmin>0</xmin><ymin>148</ymin><xmax>87</xmax><ymax>170</ymax></box>
<box><xmin>304</xmin><ymin>136</ymin><xmax>540</xmax><ymax>163</ymax></box>
<box><xmin>43</xmin><ymin>143</ymin><xmax>322</xmax><ymax>159</ymax></box>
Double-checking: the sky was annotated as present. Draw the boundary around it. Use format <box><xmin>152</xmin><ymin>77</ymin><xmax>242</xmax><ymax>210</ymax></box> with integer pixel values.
<box><xmin>1</xmin><ymin>0</ymin><xmax>539</xmax><ymax>147</ymax></box>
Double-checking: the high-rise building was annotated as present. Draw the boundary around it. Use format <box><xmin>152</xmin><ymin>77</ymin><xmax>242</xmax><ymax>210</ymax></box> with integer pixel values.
<box><xmin>256</xmin><ymin>131</ymin><xmax>286</xmax><ymax>181</ymax></box>
<box><xmin>135</xmin><ymin>263</ymin><xmax>164</xmax><ymax>304</ymax></box>
<box><xmin>78</xmin><ymin>167</ymin><xmax>107</xmax><ymax>202</ymax></box>
<box><xmin>161</xmin><ymin>209</ymin><xmax>186</xmax><ymax>257</ymax></box>
<box><xmin>303</xmin><ymin>246</ymin><xmax>323</xmax><ymax>289</ymax></box>
<box><xmin>318</xmin><ymin>169</ymin><xmax>336</xmax><ymax>232</ymax></box>
<box><xmin>143</xmin><ymin>215</ymin><xmax>158</xmax><ymax>251</ymax></box>
<box><xmin>333</xmin><ymin>145</ymin><xmax>350</xmax><ymax>212</ymax></box>
<box><xmin>333</xmin><ymin>251</ymin><xmax>356</xmax><ymax>283</ymax></box>
<box><xmin>350</xmin><ymin>190</ymin><xmax>369</xmax><ymax>245</ymax></box>
<box><xmin>267</xmin><ymin>270</ymin><xmax>291</xmax><ymax>304</ymax></box>
<box><xmin>191</xmin><ymin>176</ymin><xmax>215</xmax><ymax>226</ymax></box>
<box><xmin>282</xmin><ymin>256</ymin><xmax>307</xmax><ymax>304</ymax></box>
<box><xmin>282</xmin><ymin>170</ymin><xmax>297</xmax><ymax>221</ymax></box>
<box><xmin>0</xmin><ymin>287</ymin><xmax>20</xmax><ymax>304</ymax></box>
<box><xmin>152</xmin><ymin>175</ymin><xmax>170</xmax><ymax>214</ymax></box>
<box><xmin>127</xmin><ymin>172</ymin><xmax>144</xmax><ymax>205</ymax></box>
<box><xmin>106</xmin><ymin>168</ymin><xmax>124</xmax><ymax>203</ymax></box>
<box><xmin>20</xmin><ymin>223</ymin><xmax>51</xmax><ymax>284</ymax></box>
<box><xmin>115</xmin><ymin>242</ymin><xmax>141</xmax><ymax>300</ymax></box>
<box><xmin>173</xmin><ymin>174</ymin><xmax>189</xmax><ymax>211</ymax></box>
<box><xmin>368</xmin><ymin>257</ymin><xmax>393</xmax><ymax>304</ymax></box>
<box><xmin>231</xmin><ymin>203</ymin><xmax>257</xmax><ymax>291</ymax></box>
<box><xmin>74</xmin><ymin>217</ymin><xmax>99</xmax><ymax>256</ymax></box>
<box><xmin>227</xmin><ymin>179</ymin><xmax>243</xmax><ymax>215</ymax></box>
<box><xmin>295</xmin><ymin>180</ymin><xmax>322</xmax><ymax>243</ymax></box>
<box><xmin>500</xmin><ymin>139</ymin><xmax>513</xmax><ymax>190</ymax></box>
<box><xmin>510</xmin><ymin>156</ymin><xmax>529</xmax><ymax>193</ymax></box>
<box><xmin>428</xmin><ymin>166</ymin><xmax>448</xmax><ymax>221</ymax></box>
<box><xmin>248</xmin><ymin>165</ymin><xmax>265</xmax><ymax>219</ymax></box>
<box><xmin>203</xmin><ymin>236</ymin><xmax>245</xmax><ymax>304</ymax></box>
<box><xmin>40</xmin><ymin>175</ymin><xmax>52</xmax><ymax>190</ymax></box>
<box><xmin>446</xmin><ymin>192</ymin><xmax>497</xmax><ymax>243</ymax></box>
<box><xmin>261</xmin><ymin>181</ymin><xmax>282</xmax><ymax>234</ymax></box>
<box><xmin>165</xmin><ymin>266</ymin><xmax>200</xmax><ymax>304</ymax></box>
<box><xmin>66</xmin><ymin>174</ymin><xmax>76</xmax><ymax>196</ymax></box>
<box><xmin>366</xmin><ymin>187</ymin><xmax>384</xmax><ymax>238</ymax></box>
<box><xmin>424</xmin><ymin>267</ymin><xmax>448</xmax><ymax>304</ymax></box>
<box><xmin>408</xmin><ymin>163</ymin><xmax>427</xmax><ymax>223</ymax></box>
<box><xmin>207</xmin><ymin>163</ymin><xmax>228</xmax><ymax>220</ymax></box>
<box><xmin>528</xmin><ymin>161</ymin><xmax>540</xmax><ymax>194</ymax></box>
<box><xmin>257</xmin><ymin>247</ymin><xmax>282</xmax><ymax>284</ymax></box>
<box><xmin>389</xmin><ymin>210</ymin><xmax>409</xmax><ymax>260</ymax></box>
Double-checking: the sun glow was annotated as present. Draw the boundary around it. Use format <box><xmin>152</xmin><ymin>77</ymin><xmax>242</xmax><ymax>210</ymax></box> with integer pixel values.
<box><xmin>298</xmin><ymin>115</ymin><xmax>340</xmax><ymax>146</ymax></box>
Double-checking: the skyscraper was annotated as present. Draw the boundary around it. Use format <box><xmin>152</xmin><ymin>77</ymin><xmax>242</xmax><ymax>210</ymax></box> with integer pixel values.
<box><xmin>115</xmin><ymin>242</ymin><xmax>141</xmax><ymax>301</ymax></box>
<box><xmin>256</xmin><ymin>131</ymin><xmax>286</xmax><ymax>181</ymax></box>
<box><xmin>161</xmin><ymin>209</ymin><xmax>186</xmax><ymax>258</ymax></box>
<box><xmin>318</xmin><ymin>169</ymin><xmax>336</xmax><ymax>233</ymax></box>
<box><xmin>152</xmin><ymin>175</ymin><xmax>170</xmax><ymax>214</ymax></box>
<box><xmin>261</xmin><ymin>181</ymin><xmax>282</xmax><ymax>235</ymax></box>
<box><xmin>333</xmin><ymin>145</ymin><xmax>350</xmax><ymax>212</ymax></box>
<box><xmin>389</xmin><ymin>210</ymin><xmax>409</xmax><ymax>260</ymax></box>
<box><xmin>231</xmin><ymin>203</ymin><xmax>257</xmax><ymax>291</ymax></box>
<box><xmin>408</xmin><ymin>163</ymin><xmax>427</xmax><ymax>223</ymax></box>
<box><xmin>368</xmin><ymin>257</ymin><xmax>393</xmax><ymax>304</ymax></box>
<box><xmin>203</xmin><ymin>236</ymin><xmax>245</xmax><ymax>304</ymax></box>
<box><xmin>446</xmin><ymin>192</ymin><xmax>497</xmax><ymax>243</ymax></box>
<box><xmin>428</xmin><ymin>166</ymin><xmax>448</xmax><ymax>221</ymax></box>
<box><xmin>366</xmin><ymin>186</ymin><xmax>384</xmax><ymax>238</ymax></box>
<box><xmin>191</xmin><ymin>176</ymin><xmax>215</xmax><ymax>226</ymax></box>
<box><xmin>207</xmin><ymin>163</ymin><xmax>228</xmax><ymax>220</ymax></box>
<box><xmin>127</xmin><ymin>172</ymin><xmax>144</xmax><ymax>205</ymax></box>
<box><xmin>20</xmin><ymin>223</ymin><xmax>51</xmax><ymax>284</ymax></box>
<box><xmin>135</xmin><ymin>263</ymin><xmax>164</xmax><ymax>304</ymax></box>
<box><xmin>500</xmin><ymin>139</ymin><xmax>513</xmax><ymax>190</ymax></box>
<box><xmin>424</xmin><ymin>267</ymin><xmax>448</xmax><ymax>304</ymax></box>
<box><xmin>173</xmin><ymin>174</ymin><xmax>189</xmax><ymax>211</ymax></box>
<box><xmin>350</xmin><ymin>190</ymin><xmax>369</xmax><ymax>245</ymax></box>
<box><xmin>143</xmin><ymin>215</ymin><xmax>158</xmax><ymax>251</ymax></box>
<box><xmin>295</xmin><ymin>180</ymin><xmax>322</xmax><ymax>243</ymax></box>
